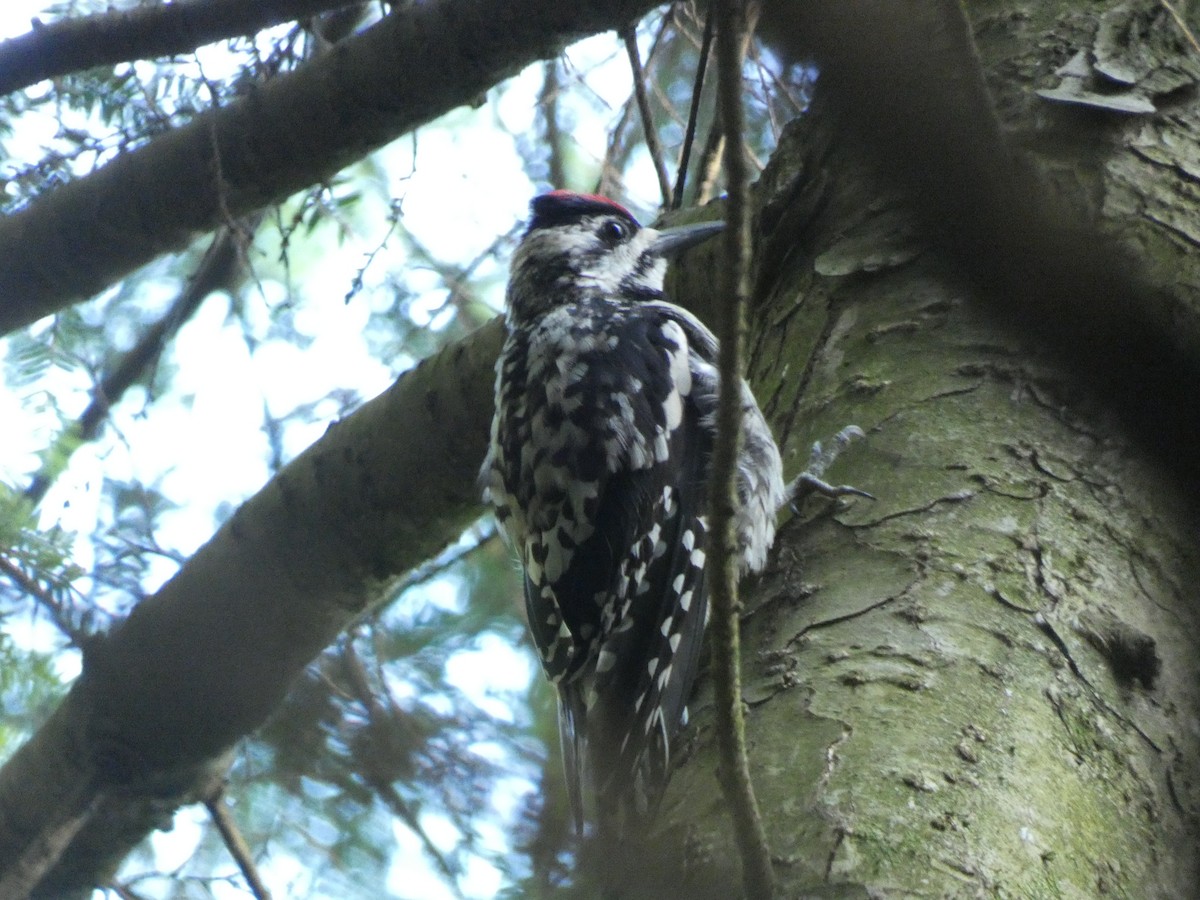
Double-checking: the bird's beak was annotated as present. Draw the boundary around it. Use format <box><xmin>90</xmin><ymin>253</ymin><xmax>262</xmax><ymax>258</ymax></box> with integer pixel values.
<box><xmin>650</xmin><ymin>219</ymin><xmax>725</xmax><ymax>257</ymax></box>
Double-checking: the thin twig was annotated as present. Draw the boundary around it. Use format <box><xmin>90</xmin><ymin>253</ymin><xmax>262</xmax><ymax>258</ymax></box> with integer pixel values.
<box><xmin>204</xmin><ymin>791</ymin><xmax>273</xmax><ymax>900</ymax></box>
<box><xmin>396</xmin><ymin>224</ymin><xmax>512</xmax><ymax>327</ymax></box>
<box><xmin>694</xmin><ymin>109</ymin><xmax>725</xmax><ymax>205</ymax></box>
<box><xmin>340</xmin><ymin>640</ymin><xmax>464</xmax><ymax>896</ymax></box>
<box><xmin>595</xmin><ymin>9</ymin><xmax>674</xmax><ymax>197</ymax></box>
<box><xmin>25</xmin><ymin>218</ymin><xmax>258</xmax><ymax>507</ymax></box>
<box><xmin>0</xmin><ymin>555</ymin><xmax>85</xmax><ymax>646</ymax></box>
<box><xmin>672</xmin><ymin>7</ymin><xmax>715</xmax><ymax>209</ymax></box>
<box><xmin>370</xmin><ymin>778</ymin><xmax>465</xmax><ymax>899</ymax></box>
<box><xmin>1159</xmin><ymin>0</ymin><xmax>1200</xmax><ymax>53</ymax></box>
<box><xmin>381</xmin><ymin>521</ymin><xmax>497</xmax><ymax>608</ymax></box>
<box><xmin>540</xmin><ymin>59</ymin><xmax>567</xmax><ymax>189</ymax></box>
<box><xmin>102</xmin><ymin>882</ymin><xmax>148</xmax><ymax>900</ymax></box>
<box><xmin>748</xmin><ymin>39</ymin><xmax>808</xmax><ymax>117</ymax></box>
<box><xmin>620</xmin><ymin>24</ymin><xmax>673</xmax><ymax>207</ymax></box>
<box><xmin>709</xmin><ymin>0</ymin><xmax>774</xmax><ymax>898</ymax></box>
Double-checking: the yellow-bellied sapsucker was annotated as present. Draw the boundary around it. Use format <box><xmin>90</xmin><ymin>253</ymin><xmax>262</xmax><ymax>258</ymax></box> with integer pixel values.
<box><xmin>482</xmin><ymin>191</ymin><xmax>786</xmax><ymax>835</ymax></box>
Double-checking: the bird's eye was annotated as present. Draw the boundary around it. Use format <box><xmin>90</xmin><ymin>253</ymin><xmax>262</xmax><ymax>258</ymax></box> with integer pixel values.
<box><xmin>597</xmin><ymin>219</ymin><xmax>630</xmax><ymax>245</ymax></box>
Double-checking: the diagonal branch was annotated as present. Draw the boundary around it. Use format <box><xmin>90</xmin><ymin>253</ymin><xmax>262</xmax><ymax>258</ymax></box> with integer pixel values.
<box><xmin>0</xmin><ymin>0</ymin><xmax>360</xmax><ymax>97</ymax></box>
<box><xmin>340</xmin><ymin>641</ymin><xmax>464</xmax><ymax>897</ymax></box>
<box><xmin>0</xmin><ymin>318</ymin><xmax>504</xmax><ymax>896</ymax></box>
<box><xmin>539</xmin><ymin>60</ymin><xmax>567</xmax><ymax>190</ymax></box>
<box><xmin>0</xmin><ymin>0</ymin><xmax>660</xmax><ymax>338</ymax></box>
<box><xmin>0</xmin><ymin>554</ymin><xmax>85</xmax><ymax>646</ymax></box>
<box><xmin>595</xmin><ymin>9</ymin><xmax>674</xmax><ymax>198</ymax></box>
<box><xmin>672</xmin><ymin>7</ymin><xmax>714</xmax><ymax>209</ymax></box>
<box><xmin>204</xmin><ymin>790</ymin><xmax>273</xmax><ymax>900</ymax></box>
<box><xmin>620</xmin><ymin>24</ymin><xmax>672</xmax><ymax>207</ymax></box>
<box><xmin>24</xmin><ymin>218</ymin><xmax>260</xmax><ymax>508</ymax></box>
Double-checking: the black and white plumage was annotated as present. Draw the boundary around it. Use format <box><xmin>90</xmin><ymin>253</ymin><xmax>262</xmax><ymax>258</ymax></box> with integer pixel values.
<box><xmin>481</xmin><ymin>191</ymin><xmax>785</xmax><ymax>834</ymax></box>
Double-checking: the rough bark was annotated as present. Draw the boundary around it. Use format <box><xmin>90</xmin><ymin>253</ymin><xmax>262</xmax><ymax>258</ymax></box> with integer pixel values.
<box><xmin>600</xmin><ymin>1</ymin><xmax>1200</xmax><ymax>896</ymax></box>
<box><xmin>0</xmin><ymin>0</ymin><xmax>658</xmax><ymax>337</ymax></box>
<box><xmin>757</xmin><ymin>0</ymin><xmax>1200</xmax><ymax>496</ymax></box>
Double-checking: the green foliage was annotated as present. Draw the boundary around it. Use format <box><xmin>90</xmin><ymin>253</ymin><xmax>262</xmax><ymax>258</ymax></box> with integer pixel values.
<box><xmin>0</xmin><ymin>631</ymin><xmax>66</xmax><ymax>757</ymax></box>
<box><xmin>0</xmin><ymin>3</ymin><xmax>799</xmax><ymax>896</ymax></box>
<box><xmin>1</xmin><ymin>18</ymin><xmax>310</xmax><ymax>216</ymax></box>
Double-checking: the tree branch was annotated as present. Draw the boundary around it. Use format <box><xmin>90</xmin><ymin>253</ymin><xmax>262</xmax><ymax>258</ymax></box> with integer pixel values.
<box><xmin>595</xmin><ymin>9</ymin><xmax>674</xmax><ymax>198</ymax></box>
<box><xmin>620</xmin><ymin>24</ymin><xmax>672</xmax><ymax>208</ymax></box>
<box><xmin>0</xmin><ymin>318</ymin><xmax>504</xmax><ymax>896</ymax></box>
<box><xmin>0</xmin><ymin>787</ymin><xmax>100</xmax><ymax>900</ymax></box>
<box><xmin>204</xmin><ymin>790</ymin><xmax>273</xmax><ymax>900</ymax></box>
<box><xmin>0</xmin><ymin>555</ymin><xmax>85</xmax><ymax>646</ymax></box>
<box><xmin>539</xmin><ymin>60</ymin><xmax>567</xmax><ymax>190</ymax></box>
<box><xmin>708</xmin><ymin>1</ymin><xmax>773</xmax><ymax>898</ymax></box>
<box><xmin>0</xmin><ymin>0</ymin><xmax>359</xmax><ymax>97</ymax></box>
<box><xmin>672</xmin><ymin>7</ymin><xmax>714</xmax><ymax>210</ymax></box>
<box><xmin>0</xmin><ymin>0</ymin><xmax>660</xmax><ymax>338</ymax></box>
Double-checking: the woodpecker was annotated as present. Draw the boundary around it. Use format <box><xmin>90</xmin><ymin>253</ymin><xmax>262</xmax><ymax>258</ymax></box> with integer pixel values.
<box><xmin>482</xmin><ymin>191</ymin><xmax>786</xmax><ymax>835</ymax></box>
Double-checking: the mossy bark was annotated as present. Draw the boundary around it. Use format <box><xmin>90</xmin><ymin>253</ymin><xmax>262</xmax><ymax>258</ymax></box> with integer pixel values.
<box><xmin>604</xmin><ymin>1</ymin><xmax>1200</xmax><ymax>897</ymax></box>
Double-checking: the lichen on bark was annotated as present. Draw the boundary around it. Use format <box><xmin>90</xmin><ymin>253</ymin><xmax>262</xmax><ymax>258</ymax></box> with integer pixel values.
<box><xmin>615</xmin><ymin>2</ymin><xmax>1200</xmax><ymax>896</ymax></box>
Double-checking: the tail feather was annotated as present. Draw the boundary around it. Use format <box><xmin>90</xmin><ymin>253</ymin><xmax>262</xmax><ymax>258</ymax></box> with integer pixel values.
<box><xmin>557</xmin><ymin>683</ymin><xmax>587</xmax><ymax>834</ymax></box>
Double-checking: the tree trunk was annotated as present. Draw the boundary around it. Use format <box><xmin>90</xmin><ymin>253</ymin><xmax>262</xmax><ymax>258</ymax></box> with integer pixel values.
<box><xmin>601</xmin><ymin>1</ymin><xmax>1200</xmax><ymax>896</ymax></box>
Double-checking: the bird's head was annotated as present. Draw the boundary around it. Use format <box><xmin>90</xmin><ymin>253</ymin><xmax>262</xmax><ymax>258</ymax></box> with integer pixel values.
<box><xmin>506</xmin><ymin>191</ymin><xmax>724</xmax><ymax>324</ymax></box>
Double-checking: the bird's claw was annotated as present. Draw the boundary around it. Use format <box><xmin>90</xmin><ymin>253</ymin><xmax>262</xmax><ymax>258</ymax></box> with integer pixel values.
<box><xmin>784</xmin><ymin>426</ymin><xmax>873</xmax><ymax>513</ymax></box>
